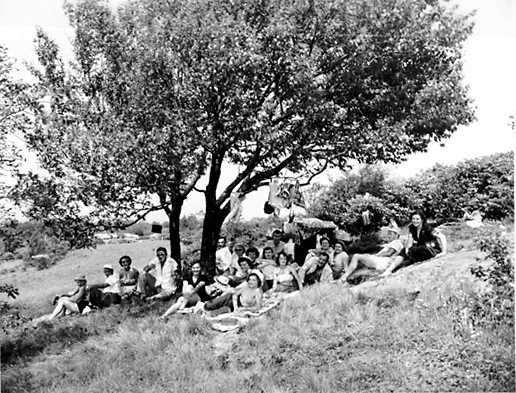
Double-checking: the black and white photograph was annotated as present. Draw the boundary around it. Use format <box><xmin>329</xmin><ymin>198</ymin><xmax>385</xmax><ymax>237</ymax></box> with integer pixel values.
<box><xmin>0</xmin><ymin>0</ymin><xmax>514</xmax><ymax>391</ymax></box>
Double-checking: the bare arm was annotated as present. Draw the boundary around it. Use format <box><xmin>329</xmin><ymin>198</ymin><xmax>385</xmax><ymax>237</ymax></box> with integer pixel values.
<box><xmin>434</xmin><ymin>231</ymin><xmax>447</xmax><ymax>258</ymax></box>
<box><xmin>290</xmin><ymin>266</ymin><xmax>303</xmax><ymax>290</ymax></box>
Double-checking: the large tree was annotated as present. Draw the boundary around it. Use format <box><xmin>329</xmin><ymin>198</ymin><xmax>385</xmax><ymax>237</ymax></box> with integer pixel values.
<box><xmin>21</xmin><ymin>0</ymin><xmax>474</xmax><ymax>272</ymax></box>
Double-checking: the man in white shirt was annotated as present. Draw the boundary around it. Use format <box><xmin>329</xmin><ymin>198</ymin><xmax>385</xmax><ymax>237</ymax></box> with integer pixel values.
<box><xmin>137</xmin><ymin>247</ymin><xmax>178</xmax><ymax>301</ymax></box>
<box><xmin>215</xmin><ymin>236</ymin><xmax>232</xmax><ymax>272</ymax></box>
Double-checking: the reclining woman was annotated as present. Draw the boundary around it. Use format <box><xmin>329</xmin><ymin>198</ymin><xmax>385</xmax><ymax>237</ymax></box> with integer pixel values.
<box><xmin>405</xmin><ymin>211</ymin><xmax>447</xmax><ymax>264</ymax></box>
<box><xmin>160</xmin><ymin>261</ymin><xmax>211</xmax><ymax>319</ymax></box>
<box><xmin>232</xmin><ymin>273</ymin><xmax>263</xmax><ymax>313</ymax></box>
<box><xmin>271</xmin><ymin>251</ymin><xmax>303</xmax><ymax>293</ymax></box>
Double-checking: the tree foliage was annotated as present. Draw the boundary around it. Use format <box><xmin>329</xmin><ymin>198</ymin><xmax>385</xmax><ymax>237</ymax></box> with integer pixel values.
<box><xmin>17</xmin><ymin>0</ymin><xmax>474</xmax><ymax>270</ymax></box>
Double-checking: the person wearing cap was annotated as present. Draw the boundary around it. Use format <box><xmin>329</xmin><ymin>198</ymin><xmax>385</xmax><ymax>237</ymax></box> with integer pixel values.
<box><xmin>118</xmin><ymin>255</ymin><xmax>139</xmax><ymax>297</ymax></box>
<box><xmin>48</xmin><ymin>275</ymin><xmax>90</xmax><ymax>320</ymax></box>
<box><xmin>137</xmin><ymin>247</ymin><xmax>179</xmax><ymax>301</ymax></box>
<box><xmin>89</xmin><ymin>265</ymin><xmax>121</xmax><ymax>308</ymax></box>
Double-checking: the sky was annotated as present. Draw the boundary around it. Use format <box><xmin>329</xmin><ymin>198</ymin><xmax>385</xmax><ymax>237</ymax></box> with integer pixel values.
<box><xmin>0</xmin><ymin>0</ymin><xmax>515</xmax><ymax>220</ymax></box>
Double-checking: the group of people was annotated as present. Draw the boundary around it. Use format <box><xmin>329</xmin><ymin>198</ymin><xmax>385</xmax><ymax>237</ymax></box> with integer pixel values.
<box><xmin>45</xmin><ymin>211</ymin><xmax>447</xmax><ymax>322</ymax></box>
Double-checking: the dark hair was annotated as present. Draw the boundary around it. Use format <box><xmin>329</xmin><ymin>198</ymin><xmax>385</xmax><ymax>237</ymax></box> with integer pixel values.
<box><xmin>272</xmin><ymin>229</ymin><xmax>283</xmax><ymax>235</ymax></box>
<box><xmin>238</xmin><ymin>256</ymin><xmax>252</xmax><ymax>267</ymax></box>
<box><xmin>275</xmin><ymin>251</ymin><xmax>291</xmax><ymax>266</ymax></box>
<box><xmin>319</xmin><ymin>236</ymin><xmax>330</xmax><ymax>245</ymax></box>
<box><xmin>246</xmin><ymin>247</ymin><xmax>259</xmax><ymax>258</ymax></box>
<box><xmin>156</xmin><ymin>247</ymin><xmax>167</xmax><ymax>254</ymax></box>
<box><xmin>119</xmin><ymin>255</ymin><xmax>132</xmax><ymax>266</ymax></box>
<box><xmin>191</xmin><ymin>260</ymin><xmax>202</xmax><ymax>269</ymax></box>
<box><xmin>319</xmin><ymin>252</ymin><xmax>330</xmax><ymax>262</ymax></box>
<box><xmin>247</xmin><ymin>272</ymin><xmax>262</xmax><ymax>288</ymax></box>
<box><xmin>334</xmin><ymin>241</ymin><xmax>345</xmax><ymax>250</ymax></box>
<box><xmin>411</xmin><ymin>210</ymin><xmax>427</xmax><ymax>225</ymax></box>
<box><xmin>218</xmin><ymin>235</ymin><xmax>226</xmax><ymax>242</ymax></box>
<box><xmin>262</xmin><ymin>246</ymin><xmax>274</xmax><ymax>258</ymax></box>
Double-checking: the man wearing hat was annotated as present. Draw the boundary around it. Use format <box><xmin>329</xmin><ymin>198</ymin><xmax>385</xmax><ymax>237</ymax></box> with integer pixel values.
<box><xmin>89</xmin><ymin>265</ymin><xmax>122</xmax><ymax>308</ymax></box>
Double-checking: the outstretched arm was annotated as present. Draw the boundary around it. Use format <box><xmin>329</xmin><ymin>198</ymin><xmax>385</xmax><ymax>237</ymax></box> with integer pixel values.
<box><xmin>433</xmin><ymin>231</ymin><xmax>448</xmax><ymax>258</ymax></box>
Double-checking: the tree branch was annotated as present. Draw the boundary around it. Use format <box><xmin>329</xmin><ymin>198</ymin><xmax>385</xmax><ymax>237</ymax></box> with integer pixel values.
<box><xmin>298</xmin><ymin>159</ymin><xmax>330</xmax><ymax>186</ymax></box>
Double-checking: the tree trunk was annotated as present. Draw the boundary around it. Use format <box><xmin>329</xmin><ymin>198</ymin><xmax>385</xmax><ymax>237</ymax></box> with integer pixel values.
<box><xmin>168</xmin><ymin>202</ymin><xmax>183</xmax><ymax>272</ymax></box>
<box><xmin>200</xmin><ymin>202</ymin><xmax>224</xmax><ymax>276</ymax></box>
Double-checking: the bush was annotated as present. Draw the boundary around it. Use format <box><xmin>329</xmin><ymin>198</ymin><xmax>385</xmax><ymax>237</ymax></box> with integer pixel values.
<box><xmin>468</xmin><ymin>230</ymin><xmax>514</xmax><ymax>327</ymax></box>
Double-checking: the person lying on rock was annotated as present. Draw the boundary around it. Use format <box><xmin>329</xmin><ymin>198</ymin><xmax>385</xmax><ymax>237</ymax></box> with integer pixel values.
<box><xmin>136</xmin><ymin>247</ymin><xmax>179</xmax><ymax>301</ymax></box>
<box><xmin>89</xmin><ymin>265</ymin><xmax>121</xmax><ymax>308</ymax></box>
<box><xmin>160</xmin><ymin>261</ymin><xmax>212</xmax><ymax>319</ymax></box>
<box><xmin>338</xmin><ymin>236</ymin><xmax>406</xmax><ymax>284</ymax></box>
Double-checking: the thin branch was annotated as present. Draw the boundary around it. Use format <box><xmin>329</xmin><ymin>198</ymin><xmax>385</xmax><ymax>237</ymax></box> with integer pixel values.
<box><xmin>298</xmin><ymin>159</ymin><xmax>330</xmax><ymax>186</ymax></box>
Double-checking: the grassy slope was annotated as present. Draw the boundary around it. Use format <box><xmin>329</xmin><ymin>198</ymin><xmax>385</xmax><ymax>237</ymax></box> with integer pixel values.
<box><xmin>2</xmin><ymin>240</ymin><xmax>169</xmax><ymax>315</ymax></box>
<box><xmin>2</xmin><ymin>248</ymin><xmax>514</xmax><ymax>393</ymax></box>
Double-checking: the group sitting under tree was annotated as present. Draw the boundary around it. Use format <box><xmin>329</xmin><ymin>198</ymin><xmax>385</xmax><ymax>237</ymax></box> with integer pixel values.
<box><xmin>34</xmin><ymin>210</ymin><xmax>447</xmax><ymax>323</ymax></box>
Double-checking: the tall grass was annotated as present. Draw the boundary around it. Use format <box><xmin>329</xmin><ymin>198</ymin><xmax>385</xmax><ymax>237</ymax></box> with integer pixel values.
<box><xmin>3</xmin><ymin>270</ymin><xmax>514</xmax><ymax>393</ymax></box>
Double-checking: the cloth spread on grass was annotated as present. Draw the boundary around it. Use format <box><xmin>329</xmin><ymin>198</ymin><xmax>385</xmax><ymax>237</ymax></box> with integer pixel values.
<box><xmin>177</xmin><ymin>292</ymin><xmax>293</xmax><ymax>332</ymax></box>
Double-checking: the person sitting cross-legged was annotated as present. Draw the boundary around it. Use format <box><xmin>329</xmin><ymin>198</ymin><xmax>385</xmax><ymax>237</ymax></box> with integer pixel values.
<box><xmin>136</xmin><ymin>247</ymin><xmax>179</xmax><ymax>301</ymax></box>
<box><xmin>160</xmin><ymin>261</ymin><xmax>212</xmax><ymax>319</ymax></box>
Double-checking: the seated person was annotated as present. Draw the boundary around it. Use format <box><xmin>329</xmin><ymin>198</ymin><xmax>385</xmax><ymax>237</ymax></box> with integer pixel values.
<box><xmin>215</xmin><ymin>254</ymin><xmax>231</xmax><ymax>276</ymax></box>
<box><xmin>118</xmin><ymin>255</ymin><xmax>139</xmax><ymax>297</ymax></box>
<box><xmin>265</xmin><ymin>229</ymin><xmax>286</xmax><ymax>257</ymax></box>
<box><xmin>303</xmin><ymin>236</ymin><xmax>335</xmax><ymax>265</ymax></box>
<box><xmin>339</xmin><ymin>237</ymin><xmax>406</xmax><ymax>283</ymax></box>
<box><xmin>89</xmin><ymin>264</ymin><xmax>122</xmax><ymax>308</ymax></box>
<box><xmin>271</xmin><ymin>251</ymin><xmax>303</xmax><ymax>293</ymax></box>
<box><xmin>245</xmin><ymin>247</ymin><xmax>260</xmax><ymax>267</ymax></box>
<box><xmin>137</xmin><ymin>247</ymin><xmax>179</xmax><ymax>301</ymax></box>
<box><xmin>299</xmin><ymin>252</ymin><xmax>333</xmax><ymax>286</ymax></box>
<box><xmin>256</xmin><ymin>246</ymin><xmax>276</xmax><ymax>290</ymax></box>
<box><xmin>203</xmin><ymin>275</ymin><xmax>235</xmax><ymax>314</ymax></box>
<box><xmin>405</xmin><ymin>211</ymin><xmax>447</xmax><ymax>264</ymax></box>
<box><xmin>232</xmin><ymin>273</ymin><xmax>263</xmax><ymax>313</ymax></box>
<box><xmin>229</xmin><ymin>256</ymin><xmax>253</xmax><ymax>286</ymax></box>
<box><xmin>216</xmin><ymin>236</ymin><xmax>232</xmax><ymax>272</ymax></box>
<box><xmin>229</xmin><ymin>243</ymin><xmax>246</xmax><ymax>277</ymax></box>
<box><xmin>331</xmin><ymin>241</ymin><xmax>349</xmax><ymax>280</ymax></box>
<box><xmin>48</xmin><ymin>275</ymin><xmax>90</xmax><ymax>320</ymax></box>
<box><xmin>160</xmin><ymin>261</ymin><xmax>212</xmax><ymax>319</ymax></box>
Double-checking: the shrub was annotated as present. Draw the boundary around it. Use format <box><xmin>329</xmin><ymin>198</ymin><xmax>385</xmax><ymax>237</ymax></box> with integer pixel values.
<box><xmin>468</xmin><ymin>230</ymin><xmax>514</xmax><ymax>327</ymax></box>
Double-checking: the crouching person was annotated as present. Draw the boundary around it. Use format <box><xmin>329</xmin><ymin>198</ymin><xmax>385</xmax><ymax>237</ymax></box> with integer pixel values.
<box><xmin>89</xmin><ymin>264</ymin><xmax>122</xmax><ymax>309</ymax></box>
<box><xmin>136</xmin><ymin>247</ymin><xmax>179</xmax><ymax>301</ymax></box>
<box><xmin>160</xmin><ymin>261</ymin><xmax>211</xmax><ymax>319</ymax></box>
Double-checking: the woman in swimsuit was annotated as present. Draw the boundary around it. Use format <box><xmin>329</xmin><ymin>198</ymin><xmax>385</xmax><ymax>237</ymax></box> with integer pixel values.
<box><xmin>256</xmin><ymin>246</ymin><xmax>276</xmax><ymax>291</ymax></box>
<box><xmin>272</xmin><ymin>251</ymin><xmax>303</xmax><ymax>293</ymax></box>
<box><xmin>233</xmin><ymin>273</ymin><xmax>263</xmax><ymax>312</ymax></box>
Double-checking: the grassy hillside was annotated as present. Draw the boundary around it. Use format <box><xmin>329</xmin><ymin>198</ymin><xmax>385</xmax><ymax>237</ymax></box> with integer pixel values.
<box><xmin>3</xmin><ymin>240</ymin><xmax>169</xmax><ymax>315</ymax></box>
<box><xmin>2</xmin><ymin>245</ymin><xmax>514</xmax><ymax>392</ymax></box>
